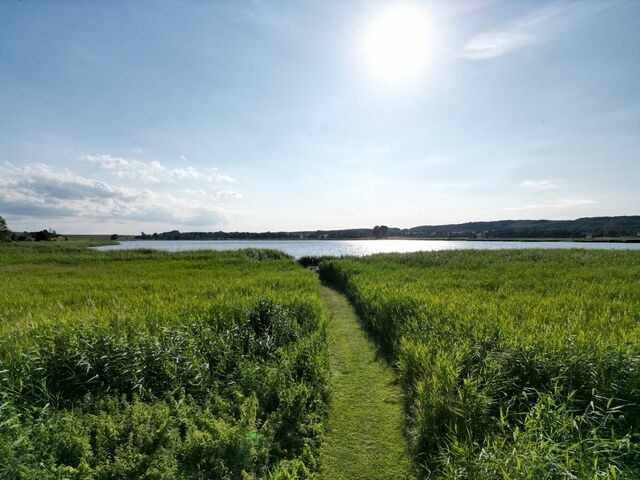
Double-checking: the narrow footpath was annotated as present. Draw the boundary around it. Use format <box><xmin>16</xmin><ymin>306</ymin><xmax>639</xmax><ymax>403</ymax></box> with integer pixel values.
<box><xmin>319</xmin><ymin>286</ymin><xmax>414</xmax><ymax>480</ymax></box>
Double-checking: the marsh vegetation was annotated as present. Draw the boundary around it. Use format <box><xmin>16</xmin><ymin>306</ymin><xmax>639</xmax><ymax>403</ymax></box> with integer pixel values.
<box><xmin>1</xmin><ymin>243</ymin><xmax>638</xmax><ymax>479</ymax></box>
<box><xmin>320</xmin><ymin>250</ymin><xmax>640</xmax><ymax>478</ymax></box>
<box><xmin>0</xmin><ymin>244</ymin><xmax>329</xmax><ymax>479</ymax></box>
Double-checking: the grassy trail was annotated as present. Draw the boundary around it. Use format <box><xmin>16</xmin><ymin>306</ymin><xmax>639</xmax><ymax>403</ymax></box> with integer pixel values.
<box><xmin>319</xmin><ymin>286</ymin><xmax>414</xmax><ymax>480</ymax></box>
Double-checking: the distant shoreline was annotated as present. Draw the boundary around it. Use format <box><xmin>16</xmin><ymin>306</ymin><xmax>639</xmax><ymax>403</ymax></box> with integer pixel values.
<box><xmin>63</xmin><ymin>215</ymin><xmax>640</xmax><ymax>244</ymax></box>
<box><xmin>97</xmin><ymin>236</ymin><xmax>640</xmax><ymax>244</ymax></box>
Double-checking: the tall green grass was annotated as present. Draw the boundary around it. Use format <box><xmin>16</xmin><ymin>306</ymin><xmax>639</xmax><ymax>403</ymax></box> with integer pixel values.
<box><xmin>0</xmin><ymin>243</ymin><xmax>329</xmax><ymax>479</ymax></box>
<box><xmin>320</xmin><ymin>250</ymin><xmax>640</xmax><ymax>479</ymax></box>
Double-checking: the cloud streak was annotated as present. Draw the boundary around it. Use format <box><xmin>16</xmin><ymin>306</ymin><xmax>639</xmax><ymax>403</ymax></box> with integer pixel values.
<box><xmin>505</xmin><ymin>198</ymin><xmax>595</xmax><ymax>211</ymax></box>
<box><xmin>521</xmin><ymin>180</ymin><xmax>559</xmax><ymax>190</ymax></box>
<box><xmin>462</xmin><ymin>31</ymin><xmax>535</xmax><ymax>60</ymax></box>
<box><xmin>460</xmin><ymin>2</ymin><xmax>619</xmax><ymax>60</ymax></box>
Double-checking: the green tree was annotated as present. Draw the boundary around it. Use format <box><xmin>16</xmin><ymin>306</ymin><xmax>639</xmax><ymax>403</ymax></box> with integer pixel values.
<box><xmin>0</xmin><ymin>215</ymin><xmax>10</xmax><ymax>242</ymax></box>
<box><xmin>373</xmin><ymin>225</ymin><xmax>389</xmax><ymax>239</ymax></box>
<box><xmin>34</xmin><ymin>230</ymin><xmax>51</xmax><ymax>241</ymax></box>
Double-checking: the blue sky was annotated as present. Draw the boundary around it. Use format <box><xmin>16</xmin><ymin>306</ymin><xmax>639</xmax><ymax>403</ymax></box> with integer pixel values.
<box><xmin>1</xmin><ymin>0</ymin><xmax>638</xmax><ymax>233</ymax></box>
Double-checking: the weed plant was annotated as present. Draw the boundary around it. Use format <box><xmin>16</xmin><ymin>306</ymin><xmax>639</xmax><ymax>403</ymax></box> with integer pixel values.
<box><xmin>319</xmin><ymin>249</ymin><xmax>640</xmax><ymax>479</ymax></box>
<box><xmin>0</xmin><ymin>243</ymin><xmax>329</xmax><ymax>479</ymax></box>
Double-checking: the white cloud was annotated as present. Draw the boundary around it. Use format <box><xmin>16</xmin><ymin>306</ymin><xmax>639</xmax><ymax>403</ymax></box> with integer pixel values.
<box><xmin>83</xmin><ymin>153</ymin><xmax>235</xmax><ymax>184</ymax></box>
<box><xmin>170</xmin><ymin>166</ymin><xmax>200</xmax><ymax>179</ymax></box>
<box><xmin>82</xmin><ymin>154</ymin><xmax>164</xmax><ymax>181</ymax></box>
<box><xmin>183</xmin><ymin>188</ymin><xmax>242</xmax><ymax>199</ymax></box>
<box><xmin>183</xmin><ymin>188</ymin><xmax>207</xmax><ymax>196</ymax></box>
<box><xmin>170</xmin><ymin>166</ymin><xmax>235</xmax><ymax>183</ymax></box>
<box><xmin>212</xmin><ymin>173</ymin><xmax>236</xmax><ymax>183</ymax></box>
<box><xmin>521</xmin><ymin>180</ymin><xmax>559</xmax><ymax>190</ymax></box>
<box><xmin>0</xmin><ymin>162</ymin><xmax>226</xmax><ymax>228</ymax></box>
<box><xmin>0</xmin><ymin>162</ymin><xmax>138</xmax><ymax>199</ymax></box>
<box><xmin>213</xmin><ymin>190</ymin><xmax>243</xmax><ymax>199</ymax></box>
<box><xmin>460</xmin><ymin>2</ymin><xmax>619</xmax><ymax>60</ymax></box>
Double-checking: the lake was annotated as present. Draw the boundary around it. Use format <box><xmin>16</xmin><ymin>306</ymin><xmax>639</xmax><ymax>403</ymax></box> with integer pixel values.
<box><xmin>95</xmin><ymin>239</ymin><xmax>640</xmax><ymax>258</ymax></box>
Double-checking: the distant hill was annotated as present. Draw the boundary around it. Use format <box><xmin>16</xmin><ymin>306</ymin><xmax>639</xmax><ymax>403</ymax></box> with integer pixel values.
<box><xmin>407</xmin><ymin>216</ymin><xmax>640</xmax><ymax>239</ymax></box>
<box><xmin>135</xmin><ymin>216</ymin><xmax>640</xmax><ymax>241</ymax></box>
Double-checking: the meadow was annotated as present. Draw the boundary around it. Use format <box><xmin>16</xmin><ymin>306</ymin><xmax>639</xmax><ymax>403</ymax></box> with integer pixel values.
<box><xmin>319</xmin><ymin>250</ymin><xmax>640</xmax><ymax>479</ymax></box>
<box><xmin>3</xmin><ymin>243</ymin><xmax>639</xmax><ymax>479</ymax></box>
<box><xmin>0</xmin><ymin>243</ymin><xmax>329</xmax><ymax>479</ymax></box>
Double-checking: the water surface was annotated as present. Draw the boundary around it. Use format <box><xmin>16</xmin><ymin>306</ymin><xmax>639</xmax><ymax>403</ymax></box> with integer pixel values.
<box><xmin>96</xmin><ymin>239</ymin><xmax>640</xmax><ymax>259</ymax></box>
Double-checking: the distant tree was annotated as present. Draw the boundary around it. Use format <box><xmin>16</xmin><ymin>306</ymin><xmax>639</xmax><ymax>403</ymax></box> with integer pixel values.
<box><xmin>110</xmin><ymin>234</ymin><xmax>119</xmax><ymax>240</ymax></box>
<box><xmin>373</xmin><ymin>225</ymin><xmax>389</xmax><ymax>239</ymax></box>
<box><xmin>0</xmin><ymin>215</ymin><xmax>10</xmax><ymax>242</ymax></box>
<box><xmin>34</xmin><ymin>230</ymin><xmax>51</xmax><ymax>241</ymax></box>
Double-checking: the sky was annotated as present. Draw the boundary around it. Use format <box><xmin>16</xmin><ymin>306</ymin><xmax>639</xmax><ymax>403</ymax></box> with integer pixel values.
<box><xmin>0</xmin><ymin>0</ymin><xmax>638</xmax><ymax>234</ymax></box>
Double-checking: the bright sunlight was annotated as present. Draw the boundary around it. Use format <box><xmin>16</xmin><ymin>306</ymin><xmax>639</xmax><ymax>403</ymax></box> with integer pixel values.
<box><xmin>360</xmin><ymin>2</ymin><xmax>433</xmax><ymax>87</ymax></box>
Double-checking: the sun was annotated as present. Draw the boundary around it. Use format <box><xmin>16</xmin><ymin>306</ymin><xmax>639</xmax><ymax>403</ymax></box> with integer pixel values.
<box><xmin>360</xmin><ymin>3</ymin><xmax>432</xmax><ymax>87</ymax></box>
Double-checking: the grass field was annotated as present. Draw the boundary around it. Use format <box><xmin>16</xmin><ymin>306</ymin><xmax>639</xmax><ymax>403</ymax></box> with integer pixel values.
<box><xmin>319</xmin><ymin>250</ymin><xmax>640</xmax><ymax>479</ymax></box>
<box><xmin>3</xmin><ymin>243</ymin><xmax>639</xmax><ymax>479</ymax></box>
<box><xmin>0</xmin><ymin>243</ymin><xmax>329</xmax><ymax>479</ymax></box>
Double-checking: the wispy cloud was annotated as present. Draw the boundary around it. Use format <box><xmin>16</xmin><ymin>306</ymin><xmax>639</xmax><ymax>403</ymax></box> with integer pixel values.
<box><xmin>505</xmin><ymin>198</ymin><xmax>595</xmax><ymax>211</ymax></box>
<box><xmin>82</xmin><ymin>154</ymin><xmax>164</xmax><ymax>181</ymax></box>
<box><xmin>183</xmin><ymin>188</ymin><xmax>243</xmax><ymax>199</ymax></box>
<box><xmin>213</xmin><ymin>190</ymin><xmax>242</xmax><ymax>199</ymax></box>
<box><xmin>521</xmin><ymin>179</ymin><xmax>559</xmax><ymax>190</ymax></box>
<box><xmin>83</xmin><ymin>153</ymin><xmax>235</xmax><ymax>184</ymax></box>
<box><xmin>170</xmin><ymin>166</ymin><xmax>203</xmax><ymax>180</ymax></box>
<box><xmin>460</xmin><ymin>2</ymin><xmax>619</xmax><ymax>60</ymax></box>
<box><xmin>170</xmin><ymin>166</ymin><xmax>235</xmax><ymax>183</ymax></box>
<box><xmin>462</xmin><ymin>31</ymin><xmax>535</xmax><ymax>60</ymax></box>
<box><xmin>553</xmin><ymin>198</ymin><xmax>595</xmax><ymax>208</ymax></box>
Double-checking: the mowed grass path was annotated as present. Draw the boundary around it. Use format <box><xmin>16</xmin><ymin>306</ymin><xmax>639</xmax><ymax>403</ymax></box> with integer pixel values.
<box><xmin>319</xmin><ymin>286</ymin><xmax>414</xmax><ymax>480</ymax></box>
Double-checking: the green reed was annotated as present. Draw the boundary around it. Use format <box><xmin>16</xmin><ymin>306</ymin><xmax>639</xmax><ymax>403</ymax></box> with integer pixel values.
<box><xmin>0</xmin><ymin>243</ymin><xmax>329</xmax><ymax>479</ymax></box>
<box><xmin>320</xmin><ymin>249</ymin><xmax>640</xmax><ymax>479</ymax></box>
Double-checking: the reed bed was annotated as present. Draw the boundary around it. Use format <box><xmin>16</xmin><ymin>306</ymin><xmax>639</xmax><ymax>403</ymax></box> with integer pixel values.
<box><xmin>319</xmin><ymin>249</ymin><xmax>640</xmax><ymax>479</ymax></box>
<box><xmin>0</xmin><ymin>243</ymin><xmax>329</xmax><ymax>479</ymax></box>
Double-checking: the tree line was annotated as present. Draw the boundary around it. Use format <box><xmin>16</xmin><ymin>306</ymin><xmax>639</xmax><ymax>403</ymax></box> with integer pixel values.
<box><xmin>0</xmin><ymin>216</ymin><xmax>64</xmax><ymax>242</ymax></box>
<box><xmin>2</xmin><ymin>215</ymin><xmax>638</xmax><ymax>243</ymax></box>
<box><xmin>136</xmin><ymin>217</ymin><xmax>640</xmax><ymax>241</ymax></box>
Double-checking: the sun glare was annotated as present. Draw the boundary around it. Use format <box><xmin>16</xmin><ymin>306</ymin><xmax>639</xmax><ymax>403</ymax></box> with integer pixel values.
<box><xmin>360</xmin><ymin>3</ymin><xmax>432</xmax><ymax>87</ymax></box>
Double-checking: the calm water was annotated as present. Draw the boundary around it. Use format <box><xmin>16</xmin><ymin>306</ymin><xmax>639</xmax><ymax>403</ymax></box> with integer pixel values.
<box><xmin>95</xmin><ymin>239</ymin><xmax>640</xmax><ymax>259</ymax></box>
